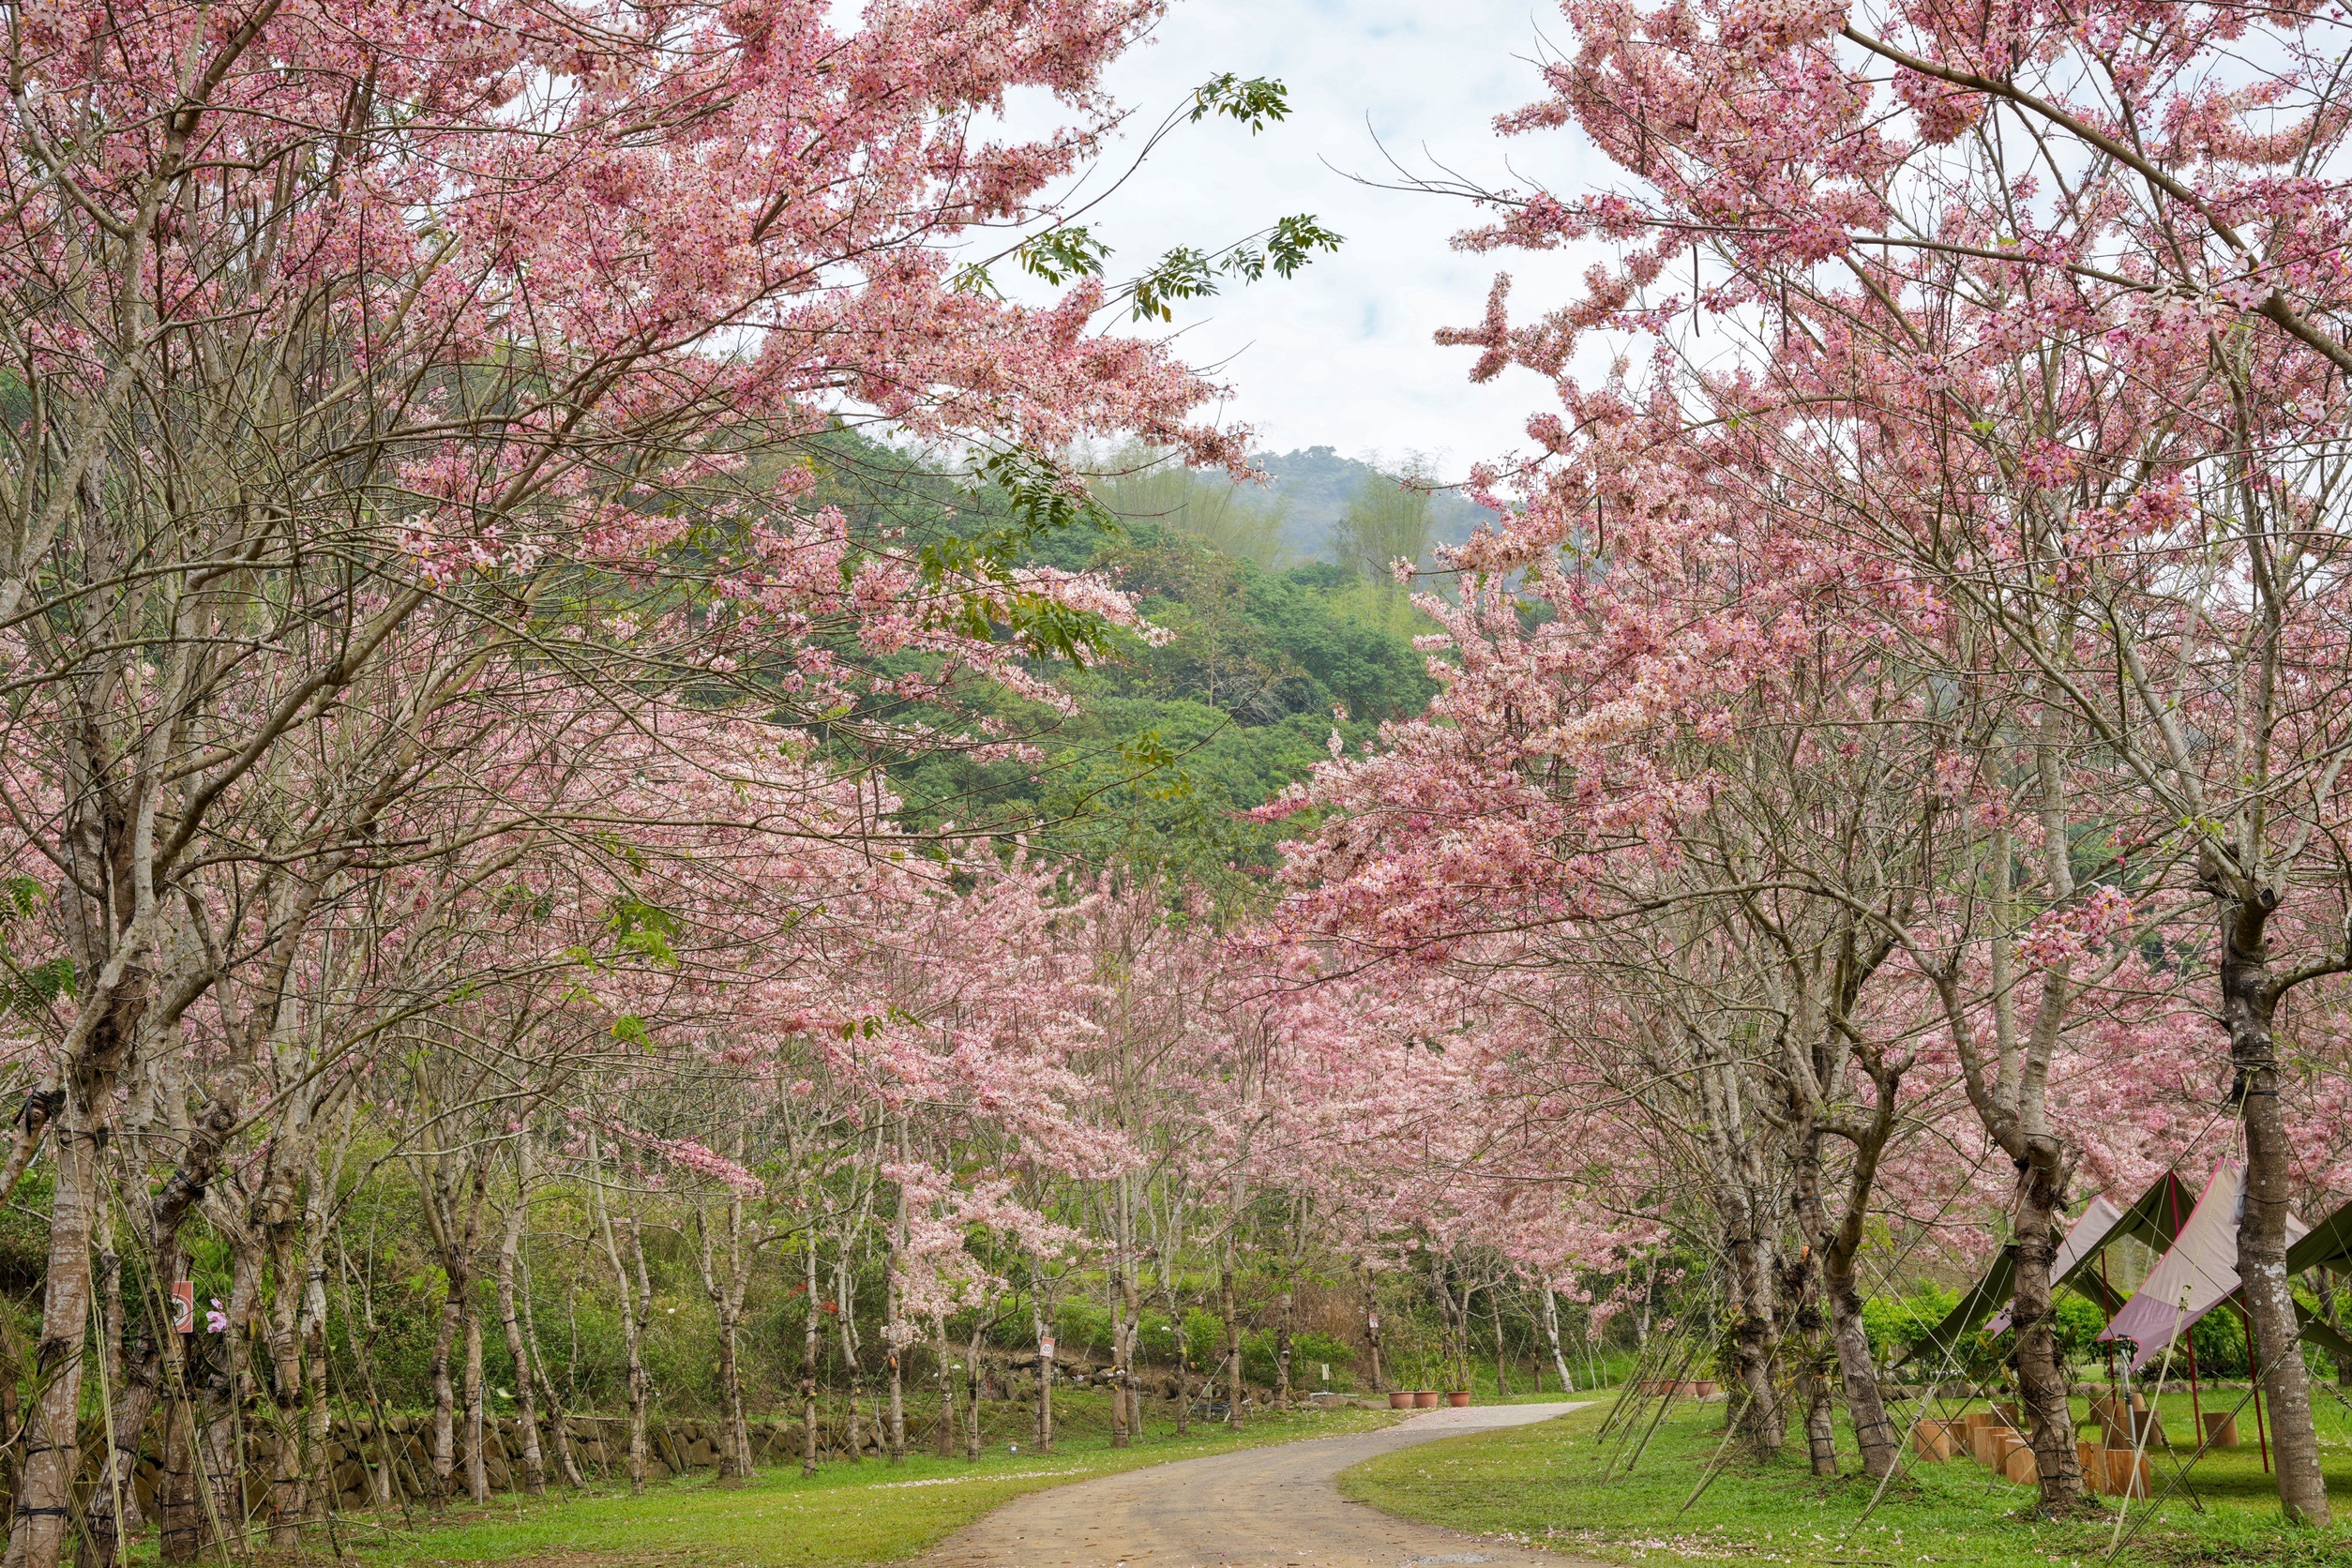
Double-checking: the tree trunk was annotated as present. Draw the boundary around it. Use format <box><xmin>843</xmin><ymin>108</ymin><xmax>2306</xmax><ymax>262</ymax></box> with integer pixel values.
<box><xmin>1166</xmin><ymin>1280</ymin><xmax>1191</xmax><ymax>1436</ymax></box>
<box><xmin>1031</xmin><ymin>1290</ymin><xmax>1054</xmax><ymax>1453</ymax></box>
<box><xmin>267</xmin><ymin>1231</ymin><xmax>309</xmax><ymax>1545</ymax></box>
<box><xmin>77</xmin><ymin>1219</ymin><xmax>130</xmax><ymax>1568</ymax></box>
<box><xmin>718</xmin><ymin>1307</ymin><xmax>748</xmax><ymax>1476</ymax></box>
<box><xmin>622</xmin><ymin>1226</ymin><xmax>650</xmax><ymax>1494</ymax></box>
<box><xmin>516</xmin><ymin>1240</ymin><xmax>585</xmax><ymax>1490</ymax></box>
<box><xmin>336</xmin><ymin>1257</ymin><xmax>406</xmax><ymax>1514</ymax></box>
<box><xmin>886</xmin><ymin>1134</ymin><xmax>908</xmax><ymax>1464</ymax></box>
<box><xmin>429</xmin><ymin>1287</ymin><xmax>461</xmax><ymax>1507</ymax></box>
<box><xmin>1821</xmin><ymin>1250</ymin><xmax>1892</xmax><ymax>1477</ymax></box>
<box><xmin>934</xmin><ymin>1316</ymin><xmax>955</xmax><ymax>1458</ymax></box>
<box><xmin>463</xmin><ymin>1303</ymin><xmax>490</xmax><ymax>1503</ymax></box>
<box><xmin>2011</xmin><ymin>1148</ymin><xmax>2084</xmax><ymax>1510</ymax></box>
<box><xmin>1274</xmin><ymin>1288</ymin><xmax>1294</xmax><ymax>1410</ymax></box>
<box><xmin>2221</xmin><ymin>907</ymin><xmax>2330</xmax><ymax>1525</ymax></box>
<box><xmin>1489</xmin><ymin>1287</ymin><xmax>1511</xmax><ymax>1397</ymax></box>
<box><xmin>1542</xmin><ymin>1289</ymin><xmax>1575</xmax><ymax>1393</ymax></box>
<box><xmin>1220</xmin><ymin>1246</ymin><xmax>1244</xmax><ymax>1429</ymax></box>
<box><xmin>97</xmin><ymin>1204</ymin><xmax>124</xmax><ymax>1403</ymax></box>
<box><xmin>495</xmin><ymin>1196</ymin><xmax>548</xmax><ymax>1497</ymax></box>
<box><xmin>91</xmin><ymin>1098</ymin><xmax>235</xmax><ymax>1567</ymax></box>
<box><xmin>1108</xmin><ymin>1243</ymin><xmax>1131</xmax><ymax>1448</ymax></box>
<box><xmin>1792</xmin><ymin>1125</ymin><xmax>1899</xmax><ymax>1479</ymax></box>
<box><xmin>965</xmin><ymin>1312</ymin><xmax>987</xmax><ymax>1461</ymax></box>
<box><xmin>1725</xmin><ymin>1225</ymin><xmax>1785</xmax><ymax>1456</ymax></box>
<box><xmin>1801</xmin><ymin>1356</ymin><xmax>1838</xmax><ymax>1477</ymax></box>
<box><xmin>6</xmin><ymin>1056</ymin><xmax>129</xmax><ymax>1568</ymax></box>
<box><xmin>1118</xmin><ymin>1179</ymin><xmax>1143</xmax><ymax>1440</ymax></box>
<box><xmin>300</xmin><ymin>1265</ymin><xmax>332</xmax><ymax>1526</ymax></box>
<box><xmin>1783</xmin><ymin>1252</ymin><xmax>1838</xmax><ymax>1477</ymax></box>
<box><xmin>837</xmin><ymin>1252</ymin><xmax>863</xmax><ymax>1464</ymax></box>
<box><xmin>802</xmin><ymin>1241</ymin><xmax>821</xmax><ymax>1475</ymax></box>
<box><xmin>886</xmin><ymin>1348</ymin><xmax>905</xmax><ymax>1463</ymax></box>
<box><xmin>159</xmin><ymin>1390</ymin><xmax>202</xmax><ymax>1566</ymax></box>
<box><xmin>588</xmin><ymin>1135</ymin><xmax>652</xmax><ymax>1495</ymax></box>
<box><xmin>210</xmin><ymin>1239</ymin><xmax>267</xmax><ymax>1549</ymax></box>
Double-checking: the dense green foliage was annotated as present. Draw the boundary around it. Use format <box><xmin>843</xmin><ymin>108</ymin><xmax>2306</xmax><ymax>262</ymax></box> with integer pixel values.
<box><xmin>803</xmin><ymin>432</ymin><xmax>1440</xmax><ymax>904</ymax></box>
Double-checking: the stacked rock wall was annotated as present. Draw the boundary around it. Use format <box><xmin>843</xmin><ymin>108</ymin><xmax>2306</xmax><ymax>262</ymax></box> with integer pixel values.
<box><xmin>83</xmin><ymin>1410</ymin><xmax>879</xmax><ymax>1520</ymax></box>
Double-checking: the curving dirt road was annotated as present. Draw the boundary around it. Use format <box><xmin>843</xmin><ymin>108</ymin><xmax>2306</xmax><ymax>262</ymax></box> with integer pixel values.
<box><xmin>922</xmin><ymin>1402</ymin><xmax>1598</xmax><ymax>1568</ymax></box>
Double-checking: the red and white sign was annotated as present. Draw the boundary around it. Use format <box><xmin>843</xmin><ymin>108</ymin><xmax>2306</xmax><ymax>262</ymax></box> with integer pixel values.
<box><xmin>1039</xmin><ymin>1336</ymin><xmax>1055</xmax><ymax>1360</ymax></box>
<box><xmin>169</xmin><ymin>1280</ymin><xmax>195</xmax><ymax>1334</ymax></box>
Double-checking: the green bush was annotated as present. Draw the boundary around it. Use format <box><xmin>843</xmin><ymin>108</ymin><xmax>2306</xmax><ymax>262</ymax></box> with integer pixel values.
<box><xmin>1240</xmin><ymin>1328</ymin><xmax>1352</xmax><ymax>1388</ymax></box>
<box><xmin>1861</xmin><ymin>1286</ymin><xmax>1960</xmax><ymax>1361</ymax></box>
<box><xmin>1055</xmin><ymin>1298</ymin><xmax>1114</xmax><ymax>1357</ymax></box>
<box><xmin>1179</xmin><ymin>1307</ymin><xmax>1226</xmax><ymax>1366</ymax></box>
<box><xmin>2053</xmin><ymin>1293</ymin><xmax>2108</xmax><ymax>1363</ymax></box>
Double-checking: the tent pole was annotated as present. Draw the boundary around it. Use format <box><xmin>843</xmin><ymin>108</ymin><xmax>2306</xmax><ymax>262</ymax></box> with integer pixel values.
<box><xmin>2098</xmin><ymin>1250</ymin><xmax>2122</xmax><ymax>1405</ymax></box>
<box><xmin>2239</xmin><ymin>1314</ymin><xmax>2269</xmax><ymax>1472</ymax></box>
<box><xmin>2181</xmin><ymin>1323</ymin><xmax>2205</xmax><ymax>1435</ymax></box>
<box><xmin>2165</xmin><ymin>1178</ymin><xmax>2206</xmax><ymax>1438</ymax></box>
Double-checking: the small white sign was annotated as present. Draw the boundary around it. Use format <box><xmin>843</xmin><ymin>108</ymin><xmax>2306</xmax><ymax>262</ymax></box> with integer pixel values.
<box><xmin>1040</xmin><ymin>1336</ymin><xmax>1055</xmax><ymax>1360</ymax></box>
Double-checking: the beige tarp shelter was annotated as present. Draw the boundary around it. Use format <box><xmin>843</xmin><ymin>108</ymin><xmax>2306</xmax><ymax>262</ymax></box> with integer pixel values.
<box><xmin>1909</xmin><ymin>1170</ymin><xmax>2195</xmax><ymax>1364</ymax></box>
<box><xmin>2097</xmin><ymin>1165</ymin><xmax>2352</xmax><ymax>1372</ymax></box>
<box><xmin>1906</xmin><ymin>1168</ymin><xmax>2352</xmax><ymax>1377</ymax></box>
<box><xmin>2289</xmin><ymin>1198</ymin><xmax>2352</xmax><ymax>1277</ymax></box>
<box><xmin>2099</xmin><ymin>1165</ymin><xmax>2303</xmax><ymax>1370</ymax></box>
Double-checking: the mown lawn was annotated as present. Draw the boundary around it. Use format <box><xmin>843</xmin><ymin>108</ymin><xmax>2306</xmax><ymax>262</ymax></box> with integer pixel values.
<box><xmin>1340</xmin><ymin>1389</ymin><xmax>2352</xmax><ymax>1567</ymax></box>
<box><xmin>333</xmin><ymin>1397</ymin><xmax>1394</xmax><ymax>1567</ymax></box>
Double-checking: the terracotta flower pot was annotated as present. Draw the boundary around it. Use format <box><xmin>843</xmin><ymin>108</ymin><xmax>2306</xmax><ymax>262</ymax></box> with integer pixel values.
<box><xmin>1412</xmin><ymin>1390</ymin><xmax>1440</xmax><ymax>1409</ymax></box>
<box><xmin>1388</xmin><ymin>1392</ymin><xmax>1414</xmax><ymax>1410</ymax></box>
<box><xmin>1446</xmin><ymin>1391</ymin><xmax>1472</xmax><ymax>1408</ymax></box>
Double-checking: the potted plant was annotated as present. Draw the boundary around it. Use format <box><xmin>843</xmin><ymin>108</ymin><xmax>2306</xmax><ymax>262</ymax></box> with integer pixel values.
<box><xmin>1444</xmin><ymin>1345</ymin><xmax>1471</xmax><ymax>1405</ymax></box>
<box><xmin>1399</xmin><ymin>1353</ymin><xmax>1439</xmax><ymax>1408</ymax></box>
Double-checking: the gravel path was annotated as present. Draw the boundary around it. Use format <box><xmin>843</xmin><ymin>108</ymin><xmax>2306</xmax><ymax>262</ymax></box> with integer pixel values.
<box><xmin>921</xmin><ymin>1401</ymin><xmax>1600</xmax><ymax>1568</ymax></box>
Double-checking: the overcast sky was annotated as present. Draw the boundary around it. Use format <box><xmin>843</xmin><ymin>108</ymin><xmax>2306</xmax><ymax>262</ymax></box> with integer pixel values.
<box><xmin>1047</xmin><ymin>1</ymin><xmax>1606</xmax><ymax>479</ymax></box>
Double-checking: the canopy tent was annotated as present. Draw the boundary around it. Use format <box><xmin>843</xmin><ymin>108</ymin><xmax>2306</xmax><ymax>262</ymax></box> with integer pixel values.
<box><xmin>2097</xmin><ymin>1165</ymin><xmax>2352</xmax><ymax>1374</ymax></box>
<box><xmin>2288</xmin><ymin>1200</ymin><xmax>2352</xmax><ymax>1371</ymax></box>
<box><xmin>1985</xmin><ymin>1192</ymin><xmax>2126</xmax><ymax>1334</ymax></box>
<box><xmin>2288</xmin><ymin>1199</ymin><xmax>2352</xmax><ymax>1277</ymax></box>
<box><xmin>1909</xmin><ymin>1169</ymin><xmax>2196</xmax><ymax>1363</ymax></box>
<box><xmin>2099</xmin><ymin>1164</ymin><xmax>2301</xmax><ymax>1370</ymax></box>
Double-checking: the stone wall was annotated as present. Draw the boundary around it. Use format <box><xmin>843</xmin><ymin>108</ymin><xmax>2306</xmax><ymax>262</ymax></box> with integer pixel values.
<box><xmin>94</xmin><ymin>1410</ymin><xmax>869</xmax><ymax>1521</ymax></box>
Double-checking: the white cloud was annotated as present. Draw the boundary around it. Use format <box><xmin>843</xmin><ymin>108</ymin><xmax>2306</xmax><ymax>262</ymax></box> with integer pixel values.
<box><xmin>1063</xmin><ymin>0</ymin><xmax>1611</xmax><ymax>477</ymax></box>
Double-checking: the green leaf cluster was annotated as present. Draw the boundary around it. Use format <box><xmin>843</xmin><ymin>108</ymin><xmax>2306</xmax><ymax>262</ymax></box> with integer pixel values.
<box><xmin>793</xmin><ymin>432</ymin><xmax>1439</xmax><ymax>912</ymax></box>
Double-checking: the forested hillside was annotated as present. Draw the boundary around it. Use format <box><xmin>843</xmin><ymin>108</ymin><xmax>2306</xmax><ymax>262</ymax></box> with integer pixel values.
<box><xmin>807</xmin><ymin>435</ymin><xmax>1445</xmax><ymax>902</ymax></box>
<box><xmin>1253</xmin><ymin>446</ymin><xmax>1495</xmax><ymax>561</ymax></box>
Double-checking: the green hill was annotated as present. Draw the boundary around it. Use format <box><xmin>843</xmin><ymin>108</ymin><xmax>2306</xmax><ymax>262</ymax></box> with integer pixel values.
<box><xmin>804</xmin><ymin>433</ymin><xmax>1441</xmax><ymax>906</ymax></box>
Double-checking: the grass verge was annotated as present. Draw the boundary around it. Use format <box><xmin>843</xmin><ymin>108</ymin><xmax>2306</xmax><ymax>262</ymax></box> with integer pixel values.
<box><xmin>1339</xmin><ymin>1391</ymin><xmax>2352</xmax><ymax>1567</ymax></box>
<box><xmin>335</xmin><ymin>1399</ymin><xmax>1395</xmax><ymax>1567</ymax></box>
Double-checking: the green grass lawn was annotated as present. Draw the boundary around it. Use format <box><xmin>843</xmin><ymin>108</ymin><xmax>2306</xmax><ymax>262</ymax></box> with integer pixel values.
<box><xmin>1340</xmin><ymin>1387</ymin><xmax>2352</xmax><ymax>1567</ymax></box>
<box><xmin>332</xmin><ymin>1398</ymin><xmax>1394</xmax><ymax>1568</ymax></box>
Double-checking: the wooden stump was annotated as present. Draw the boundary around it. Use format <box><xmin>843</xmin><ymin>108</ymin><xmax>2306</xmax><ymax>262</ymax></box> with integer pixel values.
<box><xmin>2101</xmin><ymin>1446</ymin><xmax>2151</xmax><ymax>1498</ymax></box>
<box><xmin>1912</xmin><ymin>1420</ymin><xmax>1959</xmax><ymax>1461</ymax></box>
<box><xmin>1968</xmin><ymin>1418</ymin><xmax>2017</xmax><ymax>1468</ymax></box>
